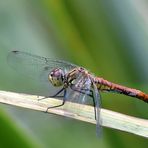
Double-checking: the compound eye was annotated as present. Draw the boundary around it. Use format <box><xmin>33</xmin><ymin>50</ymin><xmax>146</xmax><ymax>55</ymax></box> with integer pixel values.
<box><xmin>50</xmin><ymin>72</ymin><xmax>53</xmax><ymax>76</ymax></box>
<box><xmin>48</xmin><ymin>68</ymin><xmax>64</xmax><ymax>87</ymax></box>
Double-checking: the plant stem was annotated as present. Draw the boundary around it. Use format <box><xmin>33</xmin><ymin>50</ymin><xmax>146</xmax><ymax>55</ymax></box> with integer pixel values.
<box><xmin>0</xmin><ymin>90</ymin><xmax>147</xmax><ymax>138</ymax></box>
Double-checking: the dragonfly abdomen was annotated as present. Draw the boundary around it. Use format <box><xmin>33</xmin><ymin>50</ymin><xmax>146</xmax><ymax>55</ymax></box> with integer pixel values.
<box><xmin>136</xmin><ymin>92</ymin><xmax>148</xmax><ymax>103</ymax></box>
<box><xmin>95</xmin><ymin>77</ymin><xmax>148</xmax><ymax>103</ymax></box>
<box><xmin>108</xmin><ymin>84</ymin><xmax>148</xmax><ymax>103</ymax></box>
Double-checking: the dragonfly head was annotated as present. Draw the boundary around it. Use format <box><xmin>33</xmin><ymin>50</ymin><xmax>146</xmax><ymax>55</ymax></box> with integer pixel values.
<box><xmin>48</xmin><ymin>68</ymin><xmax>65</xmax><ymax>87</ymax></box>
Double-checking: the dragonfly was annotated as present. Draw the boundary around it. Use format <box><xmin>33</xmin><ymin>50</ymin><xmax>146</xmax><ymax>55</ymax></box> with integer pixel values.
<box><xmin>8</xmin><ymin>51</ymin><xmax>148</xmax><ymax>135</ymax></box>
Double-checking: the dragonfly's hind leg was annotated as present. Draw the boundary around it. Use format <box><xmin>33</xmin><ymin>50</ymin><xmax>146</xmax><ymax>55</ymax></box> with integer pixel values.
<box><xmin>70</xmin><ymin>85</ymin><xmax>97</xmax><ymax>119</ymax></box>
<box><xmin>92</xmin><ymin>94</ymin><xmax>97</xmax><ymax>120</ymax></box>
<box><xmin>70</xmin><ymin>84</ymin><xmax>98</xmax><ymax>119</ymax></box>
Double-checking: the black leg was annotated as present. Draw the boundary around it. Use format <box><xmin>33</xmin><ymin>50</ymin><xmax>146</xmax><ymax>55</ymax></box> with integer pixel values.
<box><xmin>70</xmin><ymin>84</ymin><xmax>97</xmax><ymax>119</ymax></box>
<box><xmin>38</xmin><ymin>87</ymin><xmax>65</xmax><ymax>101</ymax></box>
<box><xmin>92</xmin><ymin>93</ymin><xmax>97</xmax><ymax>120</ymax></box>
<box><xmin>45</xmin><ymin>99</ymin><xmax>66</xmax><ymax>112</ymax></box>
<box><xmin>45</xmin><ymin>89</ymin><xmax>67</xmax><ymax>112</ymax></box>
<box><xmin>70</xmin><ymin>84</ymin><xmax>93</xmax><ymax>97</ymax></box>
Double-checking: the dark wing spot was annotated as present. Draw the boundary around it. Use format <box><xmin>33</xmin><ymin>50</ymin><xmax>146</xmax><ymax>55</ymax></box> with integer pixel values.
<box><xmin>12</xmin><ymin>50</ymin><xmax>19</xmax><ymax>53</ymax></box>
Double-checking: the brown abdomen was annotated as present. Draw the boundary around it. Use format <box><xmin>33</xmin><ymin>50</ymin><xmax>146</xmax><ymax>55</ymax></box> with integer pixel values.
<box><xmin>95</xmin><ymin>77</ymin><xmax>148</xmax><ymax>103</ymax></box>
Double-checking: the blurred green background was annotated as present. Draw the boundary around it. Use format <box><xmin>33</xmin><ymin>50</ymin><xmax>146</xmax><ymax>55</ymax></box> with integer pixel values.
<box><xmin>0</xmin><ymin>0</ymin><xmax>148</xmax><ymax>148</ymax></box>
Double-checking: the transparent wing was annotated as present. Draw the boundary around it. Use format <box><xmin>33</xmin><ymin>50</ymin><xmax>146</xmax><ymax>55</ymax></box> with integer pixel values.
<box><xmin>92</xmin><ymin>81</ymin><xmax>102</xmax><ymax>136</ymax></box>
<box><xmin>63</xmin><ymin>73</ymin><xmax>102</xmax><ymax>136</ymax></box>
<box><xmin>7</xmin><ymin>51</ymin><xmax>77</xmax><ymax>96</ymax></box>
<box><xmin>66</xmin><ymin>73</ymin><xmax>92</xmax><ymax>104</ymax></box>
<box><xmin>7</xmin><ymin>51</ymin><xmax>77</xmax><ymax>79</ymax></box>
<box><xmin>61</xmin><ymin>72</ymin><xmax>94</xmax><ymax>119</ymax></box>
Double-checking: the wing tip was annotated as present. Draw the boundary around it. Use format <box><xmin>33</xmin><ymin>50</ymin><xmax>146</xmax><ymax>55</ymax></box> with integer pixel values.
<box><xmin>7</xmin><ymin>50</ymin><xmax>20</xmax><ymax>66</ymax></box>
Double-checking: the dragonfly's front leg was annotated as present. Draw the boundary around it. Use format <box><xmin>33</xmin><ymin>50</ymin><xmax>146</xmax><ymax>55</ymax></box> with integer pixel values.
<box><xmin>38</xmin><ymin>87</ymin><xmax>65</xmax><ymax>101</ymax></box>
<box><xmin>37</xmin><ymin>87</ymin><xmax>68</xmax><ymax>112</ymax></box>
<box><xmin>45</xmin><ymin>89</ymin><xmax>68</xmax><ymax>112</ymax></box>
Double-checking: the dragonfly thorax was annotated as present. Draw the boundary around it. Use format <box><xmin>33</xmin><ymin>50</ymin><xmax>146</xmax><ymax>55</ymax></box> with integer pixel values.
<box><xmin>48</xmin><ymin>68</ymin><xmax>65</xmax><ymax>87</ymax></box>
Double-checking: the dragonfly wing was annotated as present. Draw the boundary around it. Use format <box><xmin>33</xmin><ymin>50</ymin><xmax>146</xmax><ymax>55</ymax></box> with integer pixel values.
<box><xmin>62</xmin><ymin>72</ymin><xmax>95</xmax><ymax>121</ymax></box>
<box><xmin>7</xmin><ymin>51</ymin><xmax>77</xmax><ymax>96</ymax></box>
<box><xmin>7</xmin><ymin>50</ymin><xmax>77</xmax><ymax>79</ymax></box>
<box><xmin>66</xmin><ymin>72</ymin><xmax>92</xmax><ymax>104</ymax></box>
<box><xmin>64</xmin><ymin>73</ymin><xmax>102</xmax><ymax>136</ymax></box>
<box><xmin>92</xmin><ymin>81</ymin><xmax>102</xmax><ymax>136</ymax></box>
